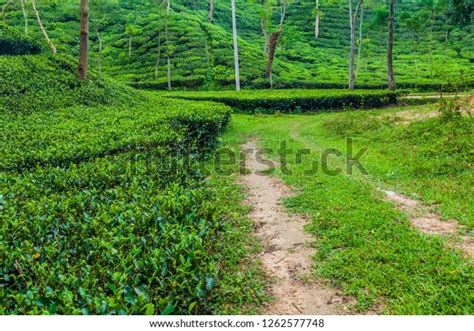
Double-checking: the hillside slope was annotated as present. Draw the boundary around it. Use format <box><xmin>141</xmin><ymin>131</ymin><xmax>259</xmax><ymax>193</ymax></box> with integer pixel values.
<box><xmin>1</xmin><ymin>0</ymin><xmax>473</xmax><ymax>89</ymax></box>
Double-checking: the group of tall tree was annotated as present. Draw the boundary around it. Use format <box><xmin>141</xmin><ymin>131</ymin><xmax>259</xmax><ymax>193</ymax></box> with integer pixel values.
<box><xmin>5</xmin><ymin>0</ymin><xmax>471</xmax><ymax>90</ymax></box>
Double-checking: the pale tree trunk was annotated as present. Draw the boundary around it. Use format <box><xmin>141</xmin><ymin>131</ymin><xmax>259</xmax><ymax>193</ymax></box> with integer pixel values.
<box><xmin>166</xmin><ymin>0</ymin><xmax>171</xmax><ymax>90</ymax></box>
<box><xmin>314</xmin><ymin>0</ymin><xmax>320</xmax><ymax>38</ymax></box>
<box><xmin>261</xmin><ymin>20</ymin><xmax>269</xmax><ymax>54</ymax></box>
<box><xmin>19</xmin><ymin>0</ymin><xmax>28</xmax><ymax>34</ymax></box>
<box><xmin>387</xmin><ymin>0</ymin><xmax>395</xmax><ymax>90</ymax></box>
<box><xmin>1</xmin><ymin>0</ymin><xmax>11</xmax><ymax>23</ymax></box>
<box><xmin>356</xmin><ymin>5</ymin><xmax>364</xmax><ymax>78</ymax></box>
<box><xmin>95</xmin><ymin>26</ymin><xmax>103</xmax><ymax>74</ymax></box>
<box><xmin>128</xmin><ymin>34</ymin><xmax>132</xmax><ymax>56</ymax></box>
<box><xmin>348</xmin><ymin>0</ymin><xmax>363</xmax><ymax>90</ymax></box>
<box><xmin>155</xmin><ymin>30</ymin><xmax>161</xmax><ymax>79</ymax></box>
<box><xmin>31</xmin><ymin>0</ymin><xmax>57</xmax><ymax>54</ymax></box>
<box><xmin>208</xmin><ymin>0</ymin><xmax>213</xmax><ymax>23</ymax></box>
<box><xmin>231</xmin><ymin>0</ymin><xmax>240</xmax><ymax>91</ymax></box>
<box><xmin>154</xmin><ymin>1</ymin><xmax>163</xmax><ymax>79</ymax></box>
<box><xmin>94</xmin><ymin>14</ymin><xmax>106</xmax><ymax>75</ymax></box>
<box><xmin>78</xmin><ymin>0</ymin><xmax>89</xmax><ymax>80</ymax></box>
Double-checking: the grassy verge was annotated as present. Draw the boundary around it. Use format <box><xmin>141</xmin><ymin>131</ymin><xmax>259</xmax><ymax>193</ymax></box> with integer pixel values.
<box><xmin>224</xmin><ymin>106</ymin><xmax>473</xmax><ymax>314</ymax></box>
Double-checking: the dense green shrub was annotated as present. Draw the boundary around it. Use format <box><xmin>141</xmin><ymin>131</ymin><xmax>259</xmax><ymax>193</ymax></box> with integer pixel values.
<box><xmin>163</xmin><ymin>89</ymin><xmax>400</xmax><ymax>113</ymax></box>
<box><xmin>0</xmin><ymin>25</ymin><xmax>43</xmax><ymax>55</ymax></box>
<box><xmin>0</xmin><ymin>92</ymin><xmax>233</xmax><ymax>314</ymax></box>
<box><xmin>0</xmin><ymin>54</ymin><xmax>139</xmax><ymax>113</ymax></box>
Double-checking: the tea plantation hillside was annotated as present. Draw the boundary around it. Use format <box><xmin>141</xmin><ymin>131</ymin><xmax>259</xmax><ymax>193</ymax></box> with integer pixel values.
<box><xmin>0</xmin><ymin>28</ymin><xmax>268</xmax><ymax>314</ymax></box>
<box><xmin>2</xmin><ymin>0</ymin><xmax>473</xmax><ymax>89</ymax></box>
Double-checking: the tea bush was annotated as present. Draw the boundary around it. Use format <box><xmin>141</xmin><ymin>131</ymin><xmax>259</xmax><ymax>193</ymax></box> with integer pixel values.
<box><xmin>0</xmin><ymin>49</ymin><xmax>244</xmax><ymax>313</ymax></box>
<box><xmin>0</xmin><ymin>54</ymin><xmax>139</xmax><ymax>113</ymax></box>
<box><xmin>0</xmin><ymin>94</ymin><xmax>236</xmax><ymax>314</ymax></box>
<box><xmin>0</xmin><ymin>24</ymin><xmax>43</xmax><ymax>55</ymax></box>
<box><xmin>162</xmin><ymin>89</ymin><xmax>399</xmax><ymax>113</ymax></box>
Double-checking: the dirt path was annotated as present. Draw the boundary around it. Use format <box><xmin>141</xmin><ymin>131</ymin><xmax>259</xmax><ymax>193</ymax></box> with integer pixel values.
<box><xmin>381</xmin><ymin>190</ymin><xmax>474</xmax><ymax>258</ymax></box>
<box><xmin>240</xmin><ymin>139</ymin><xmax>348</xmax><ymax>315</ymax></box>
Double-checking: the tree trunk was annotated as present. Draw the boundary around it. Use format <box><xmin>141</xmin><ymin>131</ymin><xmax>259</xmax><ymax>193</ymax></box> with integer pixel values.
<box><xmin>208</xmin><ymin>0</ymin><xmax>213</xmax><ymax>23</ymax></box>
<box><xmin>266</xmin><ymin>28</ymin><xmax>282</xmax><ymax>87</ymax></box>
<box><xmin>387</xmin><ymin>0</ymin><xmax>395</xmax><ymax>90</ymax></box>
<box><xmin>348</xmin><ymin>0</ymin><xmax>363</xmax><ymax>90</ymax></box>
<box><xmin>348</xmin><ymin>0</ymin><xmax>355</xmax><ymax>89</ymax></box>
<box><xmin>231</xmin><ymin>0</ymin><xmax>240</xmax><ymax>91</ymax></box>
<box><xmin>95</xmin><ymin>26</ymin><xmax>103</xmax><ymax>74</ymax></box>
<box><xmin>31</xmin><ymin>0</ymin><xmax>57</xmax><ymax>54</ymax></box>
<box><xmin>128</xmin><ymin>34</ymin><xmax>132</xmax><ymax>57</ymax></box>
<box><xmin>356</xmin><ymin>5</ymin><xmax>364</xmax><ymax>78</ymax></box>
<box><xmin>1</xmin><ymin>0</ymin><xmax>11</xmax><ymax>23</ymax></box>
<box><xmin>261</xmin><ymin>20</ymin><xmax>269</xmax><ymax>54</ymax></box>
<box><xmin>155</xmin><ymin>30</ymin><xmax>161</xmax><ymax>79</ymax></box>
<box><xmin>314</xmin><ymin>0</ymin><xmax>320</xmax><ymax>38</ymax></box>
<box><xmin>77</xmin><ymin>0</ymin><xmax>89</xmax><ymax>80</ymax></box>
<box><xmin>265</xmin><ymin>1</ymin><xmax>286</xmax><ymax>89</ymax></box>
<box><xmin>166</xmin><ymin>0</ymin><xmax>171</xmax><ymax>90</ymax></box>
<box><xmin>19</xmin><ymin>0</ymin><xmax>28</xmax><ymax>34</ymax></box>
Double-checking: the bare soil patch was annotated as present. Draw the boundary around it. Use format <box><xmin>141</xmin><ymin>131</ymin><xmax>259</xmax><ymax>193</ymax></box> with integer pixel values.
<box><xmin>240</xmin><ymin>139</ymin><xmax>350</xmax><ymax>314</ymax></box>
<box><xmin>381</xmin><ymin>190</ymin><xmax>473</xmax><ymax>258</ymax></box>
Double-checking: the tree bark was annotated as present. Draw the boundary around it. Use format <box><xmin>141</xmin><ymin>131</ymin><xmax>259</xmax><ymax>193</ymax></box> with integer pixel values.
<box><xmin>19</xmin><ymin>0</ymin><xmax>28</xmax><ymax>34</ymax></box>
<box><xmin>166</xmin><ymin>0</ymin><xmax>171</xmax><ymax>90</ymax></box>
<box><xmin>266</xmin><ymin>28</ymin><xmax>282</xmax><ymax>84</ymax></box>
<box><xmin>208</xmin><ymin>0</ymin><xmax>213</xmax><ymax>23</ymax></box>
<box><xmin>78</xmin><ymin>0</ymin><xmax>89</xmax><ymax>80</ymax></box>
<box><xmin>231</xmin><ymin>0</ymin><xmax>241</xmax><ymax>91</ymax></box>
<box><xmin>1</xmin><ymin>0</ymin><xmax>11</xmax><ymax>23</ymax></box>
<box><xmin>314</xmin><ymin>0</ymin><xmax>320</xmax><ymax>38</ymax></box>
<box><xmin>387</xmin><ymin>0</ymin><xmax>395</xmax><ymax>90</ymax></box>
<box><xmin>265</xmin><ymin>1</ymin><xmax>286</xmax><ymax>89</ymax></box>
<box><xmin>356</xmin><ymin>5</ymin><xmax>364</xmax><ymax>77</ymax></box>
<box><xmin>31</xmin><ymin>0</ymin><xmax>57</xmax><ymax>54</ymax></box>
<box><xmin>95</xmin><ymin>26</ymin><xmax>103</xmax><ymax>74</ymax></box>
<box><xmin>348</xmin><ymin>0</ymin><xmax>363</xmax><ymax>90</ymax></box>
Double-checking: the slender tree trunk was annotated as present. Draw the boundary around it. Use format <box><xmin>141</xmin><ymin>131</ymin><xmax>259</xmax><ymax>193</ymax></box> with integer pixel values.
<box><xmin>128</xmin><ymin>34</ymin><xmax>132</xmax><ymax>57</ymax></box>
<box><xmin>155</xmin><ymin>30</ymin><xmax>161</xmax><ymax>79</ymax></box>
<box><xmin>231</xmin><ymin>0</ymin><xmax>240</xmax><ymax>91</ymax></box>
<box><xmin>208</xmin><ymin>0</ymin><xmax>213</xmax><ymax>22</ymax></box>
<box><xmin>266</xmin><ymin>1</ymin><xmax>286</xmax><ymax>89</ymax></box>
<box><xmin>31</xmin><ymin>0</ymin><xmax>57</xmax><ymax>54</ymax></box>
<box><xmin>266</xmin><ymin>27</ymin><xmax>282</xmax><ymax>88</ymax></box>
<box><xmin>19</xmin><ymin>0</ymin><xmax>28</xmax><ymax>34</ymax></box>
<box><xmin>78</xmin><ymin>0</ymin><xmax>89</xmax><ymax>80</ymax></box>
<box><xmin>1</xmin><ymin>0</ymin><xmax>11</xmax><ymax>23</ymax></box>
<box><xmin>166</xmin><ymin>0</ymin><xmax>171</xmax><ymax>90</ymax></box>
<box><xmin>261</xmin><ymin>20</ymin><xmax>269</xmax><ymax>54</ymax></box>
<box><xmin>348</xmin><ymin>0</ymin><xmax>355</xmax><ymax>89</ymax></box>
<box><xmin>314</xmin><ymin>0</ymin><xmax>320</xmax><ymax>38</ymax></box>
<box><xmin>387</xmin><ymin>0</ymin><xmax>395</xmax><ymax>90</ymax></box>
<box><xmin>95</xmin><ymin>26</ymin><xmax>103</xmax><ymax>74</ymax></box>
<box><xmin>356</xmin><ymin>5</ymin><xmax>364</xmax><ymax>78</ymax></box>
<box><xmin>348</xmin><ymin>0</ymin><xmax>363</xmax><ymax>89</ymax></box>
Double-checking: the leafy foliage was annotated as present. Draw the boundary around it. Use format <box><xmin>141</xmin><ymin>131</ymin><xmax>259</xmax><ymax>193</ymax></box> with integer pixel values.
<box><xmin>162</xmin><ymin>89</ymin><xmax>399</xmax><ymax>113</ymax></box>
<box><xmin>0</xmin><ymin>24</ymin><xmax>43</xmax><ymax>55</ymax></box>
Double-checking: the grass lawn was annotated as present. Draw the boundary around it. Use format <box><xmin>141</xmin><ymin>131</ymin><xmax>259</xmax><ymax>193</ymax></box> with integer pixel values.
<box><xmin>216</xmin><ymin>104</ymin><xmax>473</xmax><ymax>314</ymax></box>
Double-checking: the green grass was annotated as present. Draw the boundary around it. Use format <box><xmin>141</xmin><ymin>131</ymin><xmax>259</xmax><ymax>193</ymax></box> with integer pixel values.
<box><xmin>219</xmin><ymin>104</ymin><xmax>473</xmax><ymax>314</ymax></box>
